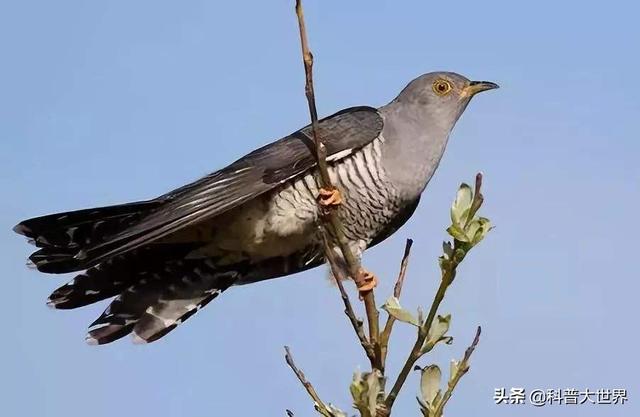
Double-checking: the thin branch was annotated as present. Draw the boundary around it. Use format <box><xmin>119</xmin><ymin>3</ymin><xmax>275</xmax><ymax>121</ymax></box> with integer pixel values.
<box><xmin>285</xmin><ymin>346</ymin><xmax>335</xmax><ymax>417</ymax></box>
<box><xmin>392</xmin><ymin>239</ymin><xmax>413</xmax><ymax>299</ymax></box>
<box><xmin>384</xmin><ymin>175</ymin><xmax>485</xmax><ymax>410</ymax></box>
<box><xmin>294</xmin><ymin>0</ymin><xmax>328</xmax><ymax>185</ymax></box>
<box><xmin>294</xmin><ymin>0</ymin><xmax>380</xmax><ymax>368</ymax></box>
<box><xmin>432</xmin><ymin>326</ymin><xmax>482</xmax><ymax>417</ymax></box>
<box><xmin>322</xmin><ymin>232</ymin><xmax>376</xmax><ymax>364</ymax></box>
<box><xmin>466</xmin><ymin>173</ymin><xmax>484</xmax><ymax>228</ymax></box>
<box><xmin>379</xmin><ymin>239</ymin><xmax>413</xmax><ymax>370</ymax></box>
<box><xmin>384</xmin><ymin>268</ymin><xmax>454</xmax><ymax>409</ymax></box>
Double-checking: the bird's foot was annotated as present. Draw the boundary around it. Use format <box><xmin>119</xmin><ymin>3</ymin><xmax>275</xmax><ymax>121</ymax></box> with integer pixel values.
<box><xmin>356</xmin><ymin>267</ymin><xmax>377</xmax><ymax>298</ymax></box>
<box><xmin>318</xmin><ymin>187</ymin><xmax>342</xmax><ymax>208</ymax></box>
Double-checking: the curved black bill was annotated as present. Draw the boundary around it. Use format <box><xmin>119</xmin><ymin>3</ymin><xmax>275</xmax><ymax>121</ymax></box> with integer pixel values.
<box><xmin>466</xmin><ymin>81</ymin><xmax>499</xmax><ymax>95</ymax></box>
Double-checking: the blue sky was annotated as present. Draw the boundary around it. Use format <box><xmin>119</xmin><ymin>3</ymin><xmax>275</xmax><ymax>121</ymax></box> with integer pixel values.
<box><xmin>1</xmin><ymin>1</ymin><xmax>638</xmax><ymax>416</ymax></box>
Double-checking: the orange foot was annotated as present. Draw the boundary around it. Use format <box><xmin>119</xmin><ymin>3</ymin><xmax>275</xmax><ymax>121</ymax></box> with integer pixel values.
<box><xmin>356</xmin><ymin>268</ymin><xmax>378</xmax><ymax>298</ymax></box>
<box><xmin>318</xmin><ymin>187</ymin><xmax>342</xmax><ymax>207</ymax></box>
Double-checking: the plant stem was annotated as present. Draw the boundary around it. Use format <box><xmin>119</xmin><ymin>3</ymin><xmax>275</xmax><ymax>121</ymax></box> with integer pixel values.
<box><xmin>322</xmin><ymin>232</ymin><xmax>376</xmax><ymax>364</ymax></box>
<box><xmin>384</xmin><ymin>267</ymin><xmax>456</xmax><ymax>409</ymax></box>
<box><xmin>285</xmin><ymin>346</ymin><xmax>335</xmax><ymax>417</ymax></box>
<box><xmin>294</xmin><ymin>0</ymin><xmax>380</xmax><ymax>369</ymax></box>
<box><xmin>432</xmin><ymin>326</ymin><xmax>482</xmax><ymax>417</ymax></box>
<box><xmin>379</xmin><ymin>239</ymin><xmax>413</xmax><ymax>371</ymax></box>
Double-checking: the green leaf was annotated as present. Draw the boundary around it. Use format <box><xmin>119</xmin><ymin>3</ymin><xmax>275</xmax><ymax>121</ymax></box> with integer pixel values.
<box><xmin>350</xmin><ymin>370</ymin><xmax>383</xmax><ymax>417</ymax></box>
<box><xmin>350</xmin><ymin>370</ymin><xmax>365</xmax><ymax>403</ymax></box>
<box><xmin>453</xmin><ymin>248</ymin><xmax>467</xmax><ymax>263</ymax></box>
<box><xmin>365</xmin><ymin>371</ymin><xmax>382</xmax><ymax>417</ymax></box>
<box><xmin>417</xmin><ymin>395</ymin><xmax>430</xmax><ymax>417</ymax></box>
<box><xmin>382</xmin><ymin>296</ymin><xmax>420</xmax><ymax>326</ymax></box>
<box><xmin>451</xmin><ymin>183</ymin><xmax>473</xmax><ymax>227</ymax></box>
<box><xmin>419</xmin><ymin>365</ymin><xmax>442</xmax><ymax>408</ymax></box>
<box><xmin>442</xmin><ymin>241</ymin><xmax>453</xmax><ymax>258</ymax></box>
<box><xmin>438</xmin><ymin>255</ymin><xmax>450</xmax><ymax>272</ymax></box>
<box><xmin>326</xmin><ymin>404</ymin><xmax>348</xmax><ymax>417</ymax></box>
<box><xmin>466</xmin><ymin>221</ymin><xmax>481</xmax><ymax>241</ymax></box>
<box><xmin>430</xmin><ymin>314</ymin><xmax>451</xmax><ymax>341</ymax></box>
<box><xmin>471</xmin><ymin>217</ymin><xmax>492</xmax><ymax>245</ymax></box>
<box><xmin>422</xmin><ymin>314</ymin><xmax>452</xmax><ymax>353</ymax></box>
<box><xmin>446</xmin><ymin>225</ymin><xmax>469</xmax><ymax>242</ymax></box>
<box><xmin>449</xmin><ymin>359</ymin><xmax>460</xmax><ymax>382</ymax></box>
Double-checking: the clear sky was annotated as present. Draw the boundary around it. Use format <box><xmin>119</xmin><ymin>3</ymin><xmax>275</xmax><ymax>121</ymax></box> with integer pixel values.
<box><xmin>1</xmin><ymin>1</ymin><xmax>638</xmax><ymax>416</ymax></box>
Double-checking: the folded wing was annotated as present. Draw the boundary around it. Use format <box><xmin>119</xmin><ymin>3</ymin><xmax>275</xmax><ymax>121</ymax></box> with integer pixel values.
<box><xmin>74</xmin><ymin>106</ymin><xmax>383</xmax><ymax>267</ymax></box>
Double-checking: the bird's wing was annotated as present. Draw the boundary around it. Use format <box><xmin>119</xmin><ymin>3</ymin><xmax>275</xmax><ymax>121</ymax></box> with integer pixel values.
<box><xmin>78</xmin><ymin>106</ymin><xmax>383</xmax><ymax>265</ymax></box>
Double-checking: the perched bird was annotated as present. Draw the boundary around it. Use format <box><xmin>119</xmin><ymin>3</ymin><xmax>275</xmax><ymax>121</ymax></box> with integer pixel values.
<box><xmin>14</xmin><ymin>71</ymin><xmax>497</xmax><ymax>344</ymax></box>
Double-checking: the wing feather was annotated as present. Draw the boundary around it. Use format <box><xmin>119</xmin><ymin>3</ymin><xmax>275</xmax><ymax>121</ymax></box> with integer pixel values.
<box><xmin>78</xmin><ymin>106</ymin><xmax>383</xmax><ymax>265</ymax></box>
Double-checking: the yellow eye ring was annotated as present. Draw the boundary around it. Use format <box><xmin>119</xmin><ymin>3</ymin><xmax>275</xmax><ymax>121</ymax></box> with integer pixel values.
<box><xmin>432</xmin><ymin>79</ymin><xmax>453</xmax><ymax>96</ymax></box>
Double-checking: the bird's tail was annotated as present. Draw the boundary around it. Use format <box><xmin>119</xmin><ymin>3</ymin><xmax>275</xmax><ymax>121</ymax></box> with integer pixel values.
<box><xmin>13</xmin><ymin>200</ymin><xmax>162</xmax><ymax>273</ymax></box>
<box><xmin>46</xmin><ymin>243</ymin><xmax>197</xmax><ymax>309</ymax></box>
<box><xmin>47</xmin><ymin>253</ymin><xmax>239</xmax><ymax>345</ymax></box>
<box><xmin>15</xmin><ymin>201</ymin><xmax>246</xmax><ymax>344</ymax></box>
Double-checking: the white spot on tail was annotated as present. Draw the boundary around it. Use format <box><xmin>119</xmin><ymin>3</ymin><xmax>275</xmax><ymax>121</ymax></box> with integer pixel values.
<box><xmin>66</xmin><ymin>226</ymin><xmax>78</xmax><ymax>240</ymax></box>
<box><xmin>85</xmin><ymin>335</ymin><xmax>99</xmax><ymax>346</ymax></box>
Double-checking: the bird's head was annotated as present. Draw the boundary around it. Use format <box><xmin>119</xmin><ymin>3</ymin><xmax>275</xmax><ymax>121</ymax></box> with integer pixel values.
<box><xmin>393</xmin><ymin>71</ymin><xmax>498</xmax><ymax>131</ymax></box>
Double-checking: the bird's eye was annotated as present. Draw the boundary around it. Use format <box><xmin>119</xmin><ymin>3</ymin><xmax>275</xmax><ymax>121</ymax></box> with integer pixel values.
<box><xmin>432</xmin><ymin>79</ymin><xmax>453</xmax><ymax>96</ymax></box>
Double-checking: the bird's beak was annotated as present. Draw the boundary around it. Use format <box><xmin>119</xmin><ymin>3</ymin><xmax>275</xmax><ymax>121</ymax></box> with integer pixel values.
<box><xmin>462</xmin><ymin>81</ymin><xmax>499</xmax><ymax>97</ymax></box>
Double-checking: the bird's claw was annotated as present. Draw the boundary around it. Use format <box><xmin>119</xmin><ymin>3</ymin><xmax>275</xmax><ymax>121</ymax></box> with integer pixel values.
<box><xmin>318</xmin><ymin>187</ymin><xmax>342</xmax><ymax>207</ymax></box>
<box><xmin>356</xmin><ymin>268</ymin><xmax>377</xmax><ymax>298</ymax></box>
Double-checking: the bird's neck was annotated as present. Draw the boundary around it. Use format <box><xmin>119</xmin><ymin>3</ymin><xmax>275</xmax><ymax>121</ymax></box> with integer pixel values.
<box><xmin>379</xmin><ymin>100</ymin><xmax>453</xmax><ymax>202</ymax></box>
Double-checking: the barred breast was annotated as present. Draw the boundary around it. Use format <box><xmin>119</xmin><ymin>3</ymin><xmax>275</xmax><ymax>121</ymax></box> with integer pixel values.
<box><xmin>191</xmin><ymin>137</ymin><xmax>401</xmax><ymax>262</ymax></box>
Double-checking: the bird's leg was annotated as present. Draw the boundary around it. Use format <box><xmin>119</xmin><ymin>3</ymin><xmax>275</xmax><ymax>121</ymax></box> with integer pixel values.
<box><xmin>356</xmin><ymin>267</ymin><xmax>378</xmax><ymax>298</ymax></box>
<box><xmin>317</xmin><ymin>187</ymin><xmax>342</xmax><ymax>207</ymax></box>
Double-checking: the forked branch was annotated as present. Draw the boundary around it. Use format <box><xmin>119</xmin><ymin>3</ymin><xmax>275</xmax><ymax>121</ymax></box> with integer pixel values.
<box><xmin>379</xmin><ymin>239</ymin><xmax>413</xmax><ymax>371</ymax></box>
<box><xmin>432</xmin><ymin>326</ymin><xmax>482</xmax><ymax>417</ymax></box>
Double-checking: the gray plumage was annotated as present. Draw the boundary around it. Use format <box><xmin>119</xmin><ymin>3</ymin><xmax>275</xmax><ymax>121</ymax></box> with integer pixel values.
<box><xmin>13</xmin><ymin>71</ymin><xmax>497</xmax><ymax>344</ymax></box>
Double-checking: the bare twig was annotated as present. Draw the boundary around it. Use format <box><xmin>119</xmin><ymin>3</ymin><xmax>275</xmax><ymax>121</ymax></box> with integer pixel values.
<box><xmin>285</xmin><ymin>346</ymin><xmax>335</xmax><ymax>417</ymax></box>
<box><xmin>294</xmin><ymin>0</ymin><xmax>380</xmax><ymax>368</ymax></box>
<box><xmin>432</xmin><ymin>326</ymin><xmax>482</xmax><ymax>417</ymax></box>
<box><xmin>392</xmin><ymin>239</ymin><xmax>413</xmax><ymax>299</ymax></box>
<box><xmin>379</xmin><ymin>239</ymin><xmax>413</xmax><ymax>370</ymax></box>
<box><xmin>294</xmin><ymin>0</ymin><xmax>328</xmax><ymax>185</ymax></box>
<box><xmin>322</xmin><ymin>232</ymin><xmax>375</xmax><ymax>364</ymax></box>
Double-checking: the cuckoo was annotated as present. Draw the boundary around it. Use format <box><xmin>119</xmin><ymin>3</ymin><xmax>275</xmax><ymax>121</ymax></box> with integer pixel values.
<box><xmin>14</xmin><ymin>71</ymin><xmax>498</xmax><ymax>344</ymax></box>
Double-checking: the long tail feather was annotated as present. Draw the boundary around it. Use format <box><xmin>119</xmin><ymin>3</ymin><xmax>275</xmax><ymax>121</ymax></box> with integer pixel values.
<box><xmin>47</xmin><ymin>244</ymin><xmax>197</xmax><ymax>309</ymax></box>
<box><xmin>86</xmin><ymin>280</ymin><xmax>167</xmax><ymax>345</ymax></box>
<box><xmin>14</xmin><ymin>200</ymin><xmax>162</xmax><ymax>273</ymax></box>
<box><xmin>133</xmin><ymin>268</ymin><xmax>238</xmax><ymax>343</ymax></box>
<box><xmin>85</xmin><ymin>260</ymin><xmax>239</xmax><ymax>345</ymax></box>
